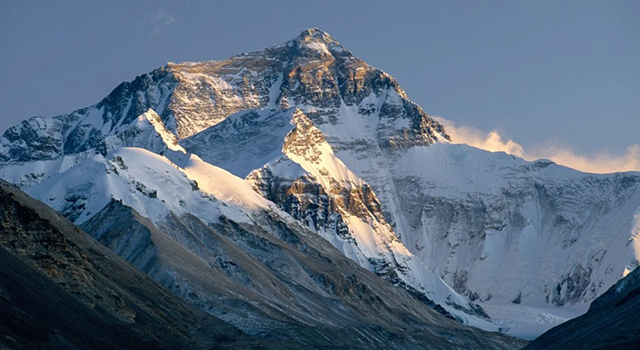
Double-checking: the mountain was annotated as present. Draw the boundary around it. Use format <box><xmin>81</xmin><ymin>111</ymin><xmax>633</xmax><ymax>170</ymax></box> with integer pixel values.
<box><xmin>524</xmin><ymin>265</ymin><xmax>640</xmax><ymax>349</ymax></box>
<box><xmin>0</xmin><ymin>28</ymin><xmax>484</xmax><ymax>328</ymax></box>
<box><xmin>20</xmin><ymin>145</ymin><xmax>526</xmax><ymax>347</ymax></box>
<box><xmin>1</xmin><ymin>28</ymin><xmax>639</xmax><ymax>339</ymax></box>
<box><xmin>0</xmin><ymin>178</ymin><xmax>526</xmax><ymax>349</ymax></box>
<box><xmin>0</xmin><ymin>178</ymin><xmax>282</xmax><ymax>350</ymax></box>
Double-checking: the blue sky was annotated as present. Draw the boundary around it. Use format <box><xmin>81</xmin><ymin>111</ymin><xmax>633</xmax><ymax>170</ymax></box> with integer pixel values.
<box><xmin>1</xmin><ymin>1</ymin><xmax>638</xmax><ymax>170</ymax></box>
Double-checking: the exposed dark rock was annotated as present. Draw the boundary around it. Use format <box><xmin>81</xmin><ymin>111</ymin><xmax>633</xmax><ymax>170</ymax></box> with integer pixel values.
<box><xmin>0</xmin><ymin>179</ymin><xmax>281</xmax><ymax>350</ymax></box>
<box><xmin>525</xmin><ymin>266</ymin><xmax>640</xmax><ymax>350</ymax></box>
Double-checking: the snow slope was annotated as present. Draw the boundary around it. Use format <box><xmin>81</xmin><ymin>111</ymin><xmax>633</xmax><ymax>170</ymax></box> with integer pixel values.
<box><xmin>198</xmin><ymin>107</ymin><xmax>488</xmax><ymax>325</ymax></box>
<box><xmin>383</xmin><ymin>143</ymin><xmax>640</xmax><ymax>337</ymax></box>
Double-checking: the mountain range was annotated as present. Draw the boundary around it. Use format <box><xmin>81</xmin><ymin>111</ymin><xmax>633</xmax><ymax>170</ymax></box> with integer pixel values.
<box><xmin>1</xmin><ymin>28</ymin><xmax>639</xmax><ymax>346</ymax></box>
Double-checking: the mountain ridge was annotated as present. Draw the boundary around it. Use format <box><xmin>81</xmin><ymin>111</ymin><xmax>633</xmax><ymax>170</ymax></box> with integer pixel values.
<box><xmin>0</xmin><ymin>178</ymin><xmax>285</xmax><ymax>350</ymax></box>
<box><xmin>1</xmin><ymin>175</ymin><xmax>528</xmax><ymax>349</ymax></box>
<box><xmin>1</xmin><ymin>28</ymin><xmax>639</xmax><ymax>339</ymax></box>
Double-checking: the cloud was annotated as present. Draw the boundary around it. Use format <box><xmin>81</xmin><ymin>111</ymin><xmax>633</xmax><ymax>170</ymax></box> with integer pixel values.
<box><xmin>435</xmin><ymin>117</ymin><xmax>640</xmax><ymax>174</ymax></box>
<box><xmin>146</xmin><ymin>10</ymin><xmax>175</xmax><ymax>35</ymax></box>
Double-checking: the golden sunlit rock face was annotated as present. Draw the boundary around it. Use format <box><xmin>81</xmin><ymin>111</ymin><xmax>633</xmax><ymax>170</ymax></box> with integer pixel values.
<box><xmin>0</xmin><ymin>28</ymin><xmax>449</xmax><ymax>165</ymax></box>
<box><xmin>163</xmin><ymin>28</ymin><xmax>449</xmax><ymax>146</ymax></box>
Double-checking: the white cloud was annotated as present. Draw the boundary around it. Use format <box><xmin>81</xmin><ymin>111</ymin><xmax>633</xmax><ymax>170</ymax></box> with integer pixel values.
<box><xmin>146</xmin><ymin>10</ymin><xmax>175</xmax><ymax>35</ymax></box>
<box><xmin>435</xmin><ymin>117</ymin><xmax>640</xmax><ymax>174</ymax></box>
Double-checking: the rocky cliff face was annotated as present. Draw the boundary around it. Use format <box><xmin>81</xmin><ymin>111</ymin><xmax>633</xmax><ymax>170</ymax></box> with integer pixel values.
<box><xmin>380</xmin><ymin>144</ymin><xmax>640</xmax><ymax>337</ymax></box>
<box><xmin>1</xmin><ymin>28</ymin><xmax>639</xmax><ymax>339</ymax></box>
<box><xmin>406</xmin><ymin>166</ymin><xmax>640</xmax><ymax>307</ymax></box>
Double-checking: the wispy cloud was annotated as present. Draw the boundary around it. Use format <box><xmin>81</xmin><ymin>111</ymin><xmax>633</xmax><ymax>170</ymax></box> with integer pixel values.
<box><xmin>146</xmin><ymin>10</ymin><xmax>175</xmax><ymax>35</ymax></box>
<box><xmin>435</xmin><ymin>117</ymin><xmax>640</xmax><ymax>174</ymax></box>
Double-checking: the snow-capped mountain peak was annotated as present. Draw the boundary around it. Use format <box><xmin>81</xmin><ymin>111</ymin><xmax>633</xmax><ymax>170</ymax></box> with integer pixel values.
<box><xmin>2</xmin><ymin>28</ymin><xmax>639</xmax><ymax>340</ymax></box>
<box><xmin>291</xmin><ymin>27</ymin><xmax>345</xmax><ymax>52</ymax></box>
